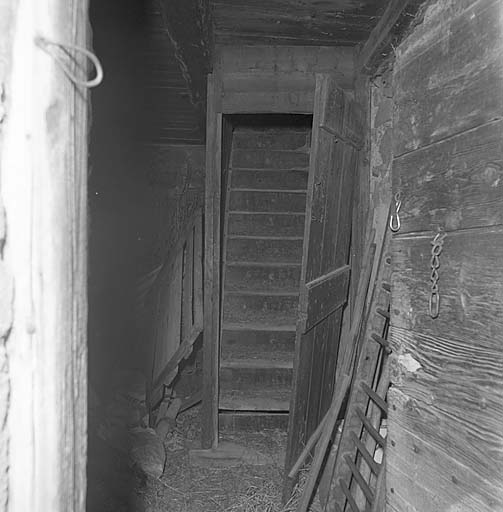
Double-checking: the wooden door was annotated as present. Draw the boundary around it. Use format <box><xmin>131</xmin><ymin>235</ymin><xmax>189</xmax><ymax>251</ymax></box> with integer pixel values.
<box><xmin>285</xmin><ymin>74</ymin><xmax>363</xmax><ymax>472</ymax></box>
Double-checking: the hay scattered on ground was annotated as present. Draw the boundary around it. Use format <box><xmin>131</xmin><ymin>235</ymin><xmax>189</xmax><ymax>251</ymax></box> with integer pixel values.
<box><xmin>136</xmin><ymin>406</ymin><xmax>322</xmax><ymax>512</ymax></box>
<box><xmin>88</xmin><ymin>404</ymin><xmax>323</xmax><ymax>512</ymax></box>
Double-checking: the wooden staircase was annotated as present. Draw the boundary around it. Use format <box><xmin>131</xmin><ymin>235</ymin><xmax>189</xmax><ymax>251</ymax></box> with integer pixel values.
<box><xmin>219</xmin><ymin>124</ymin><xmax>311</xmax><ymax>430</ymax></box>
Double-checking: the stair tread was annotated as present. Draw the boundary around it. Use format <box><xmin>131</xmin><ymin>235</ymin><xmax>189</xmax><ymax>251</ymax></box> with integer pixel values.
<box><xmin>226</xmin><ymin>261</ymin><xmax>301</xmax><ymax>267</ymax></box>
<box><xmin>219</xmin><ymin>388</ymin><xmax>291</xmax><ymax>412</ymax></box>
<box><xmin>228</xmin><ymin>211</ymin><xmax>305</xmax><ymax>215</ymax></box>
<box><xmin>221</xmin><ymin>358</ymin><xmax>293</xmax><ymax>369</ymax></box>
<box><xmin>222</xmin><ymin>322</ymin><xmax>296</xmax><ymax>332</ymax></box>
<box><xmin>224</xmin><ymin>290</ymin><xmax>299</xmax><ymax>297</ymax></box>
<box><xmin>227</xmin><ymin>235</ymin><xmax>303</xmax><ymax>240</ymax></box>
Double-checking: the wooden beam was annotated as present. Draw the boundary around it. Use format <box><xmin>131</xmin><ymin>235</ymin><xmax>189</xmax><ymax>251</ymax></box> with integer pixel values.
<box><xmin>201</xmin><ymin>75</ymin><xmax>222</xmax><ymax>449</ymax></box>
<box><xmin>157</xmin><ymin>0</ymin><xmax>211</xmax><ymax>129</ymax></box>
<box><xmin>357</xmin><ymin>0</ymin><xmax>424</xmax><ymax>74</ymax></box>
<box><xmin>1</xmin><ymin>0</ymin><xmax>90</xmax><ymax>509</ymax></box>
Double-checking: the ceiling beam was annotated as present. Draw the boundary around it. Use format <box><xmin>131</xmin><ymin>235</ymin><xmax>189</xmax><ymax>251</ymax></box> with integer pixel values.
<box><xmin>157</xmin><ymin>0</ymin><xmax>212</xmax><ymax>130</ymax></box>
<box><xmin>357</xmin><ymin>0</ymin><xmax>425</xmax><ymax>74</ymax></box>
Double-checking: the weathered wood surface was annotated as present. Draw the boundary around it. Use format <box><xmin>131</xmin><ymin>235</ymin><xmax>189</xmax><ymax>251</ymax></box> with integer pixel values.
<box><xmin>226</xmin><ymin>238</ymin><xmax>303</xmax><ymax>263</ymax></box>
<box><xmin>148</xmin><ymin>211</ymin><xmax>204</xmax><ymax>407</ymax></box>
<box><xmin>202</xmin><ymin>75</ymin><xmax>223</xmax><ymax>449</ymax></box>
<box><xmin>394</xmin><ymin>119</ymin><xmax>503</xmax><ymax>233</ymax></box>
<box><xmin>389</xmin><ymin>327</ymin><xmax>503</xmax><ymax>482</ymax></box>
<box><xmin>214</xmin><ymin>46</ymin><xmax>355</xmax><ymax>113</ymax></box>
<box><xmin>389</xmin><ymin>1</ymin><xmax>503</xmax><ymax>509</ymax></box>
<box><xmin>233</xmin><ymin>128</ymin><xmax>310</xmax><ymax>150</ymax></box>
<box><xmin>225</xmin><ymin>264</ymin><xmax>301</xmax><ymax>293</ymax></box>
<box><xmin>1</xmin><ymin>1</ymin><xmax>89</xmax><ymax>509</ymax></box>
<box><xmin>220</xmin><ymin>328</ymin><xmax>295</xmax><ymax>362</ymax></box>
<box><xmin>388</xmin><ymin>388</ymin><xmax>503</xmax><ymax>511</ymax></box>
<box><xmin>391</xmin><ymin>229</ymin><xmax>503</xmax><ymax>345</ymax></box>
<box><xmin>219</xmin><ymin>411</ymin><xmax>289</xmax><ymax>431</ymax></box>
<box><xmin>393</xmin><ymin>0</ymin><xmax>503</xmax><ymax>156</ymax></box>
<box><xmin>229</xmin><ymin>191</ymin><xmax>307</xmax><ymax>213</ymax></box>
<box><xmin>134</xmin><ymin>1</ymin><xmax>204</xmax><ymax>144</ymax></box>
<box><xmin>357</xmin><ymin>0</ymin><xmax>424</xmax><ymax>74</ymax></box>
<box><xmin>303</xmin><ymin>266</ymin><xmax>350</xmax><ymax>332</ymax></box>
<box><xmin>157</xmin><ymin>0</ymin><xmax>210</xmax><ymax>111</ymax></box>
<box><xmin>211</xmin><ymin>1</ymin><xmax>388</xmax><ymax>46</ymax></box>
<box><xmin>227</xmin><ymin>213</ymin><xmax>305</xmax><ymax>237</ymax></box>
<box><xmin>231</xmin><ymin>169</ymin><xmax>308</xmax><ymax>190</ymax></box>
<box><xmin>215</xmin><ymin>46</ymin><xmax>355</xmax><ymax>82</ymax></box>
<box><xmin>286</xmin><ymin>75</ymin><xmax>362</xmax><ymax>478</ymax></box>
<box><xmin>232</xmin><ymin>148</ymin><xmax>309</xmax><ymax>170</ymax></box>
<box><xmin>223</xmin><ymin>294</ymin><xmax>299</xmax><ymax>327</ymax></box>
<box><xmin>327</xmin><ymin>223</ymin><xmax>391</xmax><ymax>511</ymax></box>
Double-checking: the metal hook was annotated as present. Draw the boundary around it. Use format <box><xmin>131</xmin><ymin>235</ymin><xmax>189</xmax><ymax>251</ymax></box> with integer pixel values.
<box><xmin>389</xmin><ymin>192</ymin><xmax>402</xmax><ymax>232</ymax></box>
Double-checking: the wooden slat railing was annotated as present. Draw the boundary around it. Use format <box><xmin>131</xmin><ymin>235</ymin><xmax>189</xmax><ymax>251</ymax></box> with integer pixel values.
<box><xmin>140</xmin><ymin>209</ymin><xmax>204</xmax><ymax>414</ymax></box>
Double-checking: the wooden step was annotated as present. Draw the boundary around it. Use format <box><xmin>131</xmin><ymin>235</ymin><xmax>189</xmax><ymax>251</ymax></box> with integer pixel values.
<box><xmin>226</xmin><ymin>237</ymin><xmax>303</xmax><ymax>263</ymax></box>
<box><xmin>228</xmin><ymin>212</ymin><xmax>305</xmax><ymax>237</ymax></box>
<box><xmin>219</xmin><ymin>384</ymin><xmax>292</xmax><ymax>411</ymax></box>
<box><xmin>219</xmin><ymin>411</ymin><xmax>289</xmax><ymax>432</ymax></box>
<box><xmin>220</xmin><ymin>361</ymin><xmax>293</xmax><ymax>387</ymax></box>
<box><xmin>229</xmin><ymin>190</ymin><xmax>306</xmax><ymax>213</ymax></box>
<box><xmin>232</xmin><ymin>149</ymin><xmax>310</xmax><ymax>170</ymax></box>
<box><xmin>224</xmin><ymin>263</ymin><xmax>301</xmax><ymax>293</ymax></box>
<box><xmin>231</xmin><ymin>169</ymin><xmax>308</xmax><ymax>191</ymax></box>
<box><xmin>221</xmin><ymin>327</ymin><xmax>296</xmax><ymax>362</ymax></box>
<box><xmin>232</xmin><ymin>129</ymin><xmax>310</xmax><ymax>150</ymax></box>
<box><xmin>223</xmin><ymin>293</ymin><xmax>299</xmax><ymax>326</ymax></box>
<box><xmin>219</xmin><ymin>362</ymin><xmax>293</xmax><ymax>412</ymax></box>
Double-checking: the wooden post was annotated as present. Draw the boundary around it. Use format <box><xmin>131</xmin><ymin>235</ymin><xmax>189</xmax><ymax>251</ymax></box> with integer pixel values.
<box><xmin>202</xmin><ymin>74</ymin><xmax>223</xmax><ymax>449</ymax></box>
<box><xmin>1</xmin><ymin>0</ymin><xmax>90</xmax><ymax>509</ymax></box>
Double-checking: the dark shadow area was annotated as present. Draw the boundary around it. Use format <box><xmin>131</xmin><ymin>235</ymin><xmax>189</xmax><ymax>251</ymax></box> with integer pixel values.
<box><xmin>87</xmin><ymin>1</ymin><xmax>153</xmax><ymax>510</ymax></box>
<box><xmin>229</xmin><ymin>113</ymin><xmax>313</xmax><ymax>130</ymax></box>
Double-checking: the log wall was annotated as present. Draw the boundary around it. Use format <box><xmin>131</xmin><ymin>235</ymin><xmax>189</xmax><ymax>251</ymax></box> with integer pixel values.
<box><xmin>388</xmin><ymin>1</ymin><xmax>503</xmax><ymax>510</ymax></box>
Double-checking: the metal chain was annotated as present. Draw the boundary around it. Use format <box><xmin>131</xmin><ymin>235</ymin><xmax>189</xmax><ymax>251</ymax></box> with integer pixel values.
<box><xmin>389</xmin><ymin>192</ymin><xmax>402</xmax><ymax>232</ymax></box>
<box><xmin>429</xmin><ymin>229</ymin><xmax>447</xmax><ymax>318</ymax></box>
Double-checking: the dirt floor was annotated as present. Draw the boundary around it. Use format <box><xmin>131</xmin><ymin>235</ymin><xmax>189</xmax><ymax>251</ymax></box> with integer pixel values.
<box><xmin>87</xmin><ymin>405</ymin><xmax>321</xmax><ymax>512</ymax></box>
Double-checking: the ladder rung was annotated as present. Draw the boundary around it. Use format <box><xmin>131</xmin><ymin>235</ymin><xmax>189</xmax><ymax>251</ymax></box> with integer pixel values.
<box><xmin>370</xmin><ymin>333</ymin><xmax>391</xmax><ymax>353</ymax></box>
<box><xmin>382</xmin><ymin>282</ymin><xmax>391</xmax><ymax>292</ymax></box>
<box><xmin>361</xmin><ymin>382</ymin><xmax>388</xmax><ymax>414</ymax></box>
<box><xmin>350</xmin><ymin>431</ymin><xmax>380</xmax><ymax>475</ymax></box>
<box><xmin>344</xmin><ymin>455</ymin><xmax>375</xmax><ymax>504</ymax></box>
<box><xmin>339</xmin><ymin>479</ymin><xmax>361</xmax><ymax>512</ymax></box>
<box><xmin>356</xmin><ymin>408</ymin><xmax>386</xmax><ymax>447</ymax></box>
<box><xmin>376</xmin><ymin>308</ymin><xmax>390</xmax><ymax>319</ymax></box>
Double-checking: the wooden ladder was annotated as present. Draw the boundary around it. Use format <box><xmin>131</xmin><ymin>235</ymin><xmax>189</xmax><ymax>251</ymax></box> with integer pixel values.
<box><xmin>324</xmin><ymin>221</ymin><xmax>392</xmax><ymax>512</ymax></box>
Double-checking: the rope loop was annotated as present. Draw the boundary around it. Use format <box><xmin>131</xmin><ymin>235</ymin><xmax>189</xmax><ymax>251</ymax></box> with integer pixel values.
<box><xmin>35</xmin><ymin>35</ymin><xmax>104</xmax><ymax>88</ymax></box>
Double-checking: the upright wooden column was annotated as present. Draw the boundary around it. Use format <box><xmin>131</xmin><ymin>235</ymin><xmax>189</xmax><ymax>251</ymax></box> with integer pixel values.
<box><xmin>1</xmin><ymin>0</ymin><xmax>90</xmax><ymax>509</ymax></box>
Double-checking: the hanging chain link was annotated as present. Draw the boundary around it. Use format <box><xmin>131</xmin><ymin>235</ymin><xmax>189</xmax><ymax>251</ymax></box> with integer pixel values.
<box><xmin>429</xmin><ymin>229</ymin><xmax>447</xmax><ymax>319</ymax></box>
<box><xmin>389</xmin><ymin>192</ymin><xmax>402</xmax><ymax>232</ymax></box>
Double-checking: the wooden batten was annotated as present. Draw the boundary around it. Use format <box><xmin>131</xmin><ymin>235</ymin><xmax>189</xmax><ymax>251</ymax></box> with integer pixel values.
<box><xmin>214</xmin><ymin>46</ymin><xmax>356</xmax><ymax>113</ymax></box>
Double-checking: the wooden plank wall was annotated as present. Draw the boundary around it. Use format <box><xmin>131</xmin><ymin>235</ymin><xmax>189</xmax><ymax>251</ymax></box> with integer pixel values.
<box><xmin>388</xmin><ymin>0</ymin><xmax>503</xmax><ymax>510</ymax></box>
<box><xmin>146</xmin><ymin>210</ymin><xmax>204</xmax><ymax>408</ymax></box>
<box><xmin>213</xmin><ymin>46</ymin><xmax>355</xmax><ymax>113</ymax></box>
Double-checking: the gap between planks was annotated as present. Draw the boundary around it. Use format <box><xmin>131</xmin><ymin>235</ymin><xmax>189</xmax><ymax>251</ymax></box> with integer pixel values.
<box><xmin>393</xmin><ymin>117</ymin><xmax>503</xmax><ymax>160</ymax></box>
<box><xmin>393</xmin><ymin>222</ymin><xmax>503</xmax><ymax>240</ymax></box>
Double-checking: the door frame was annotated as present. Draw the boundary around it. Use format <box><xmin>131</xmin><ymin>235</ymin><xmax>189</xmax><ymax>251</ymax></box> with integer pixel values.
<box><xmin>202</xmin><ymin>71</ymin><xmax>329</xmax><ymax>449</ymax></box>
